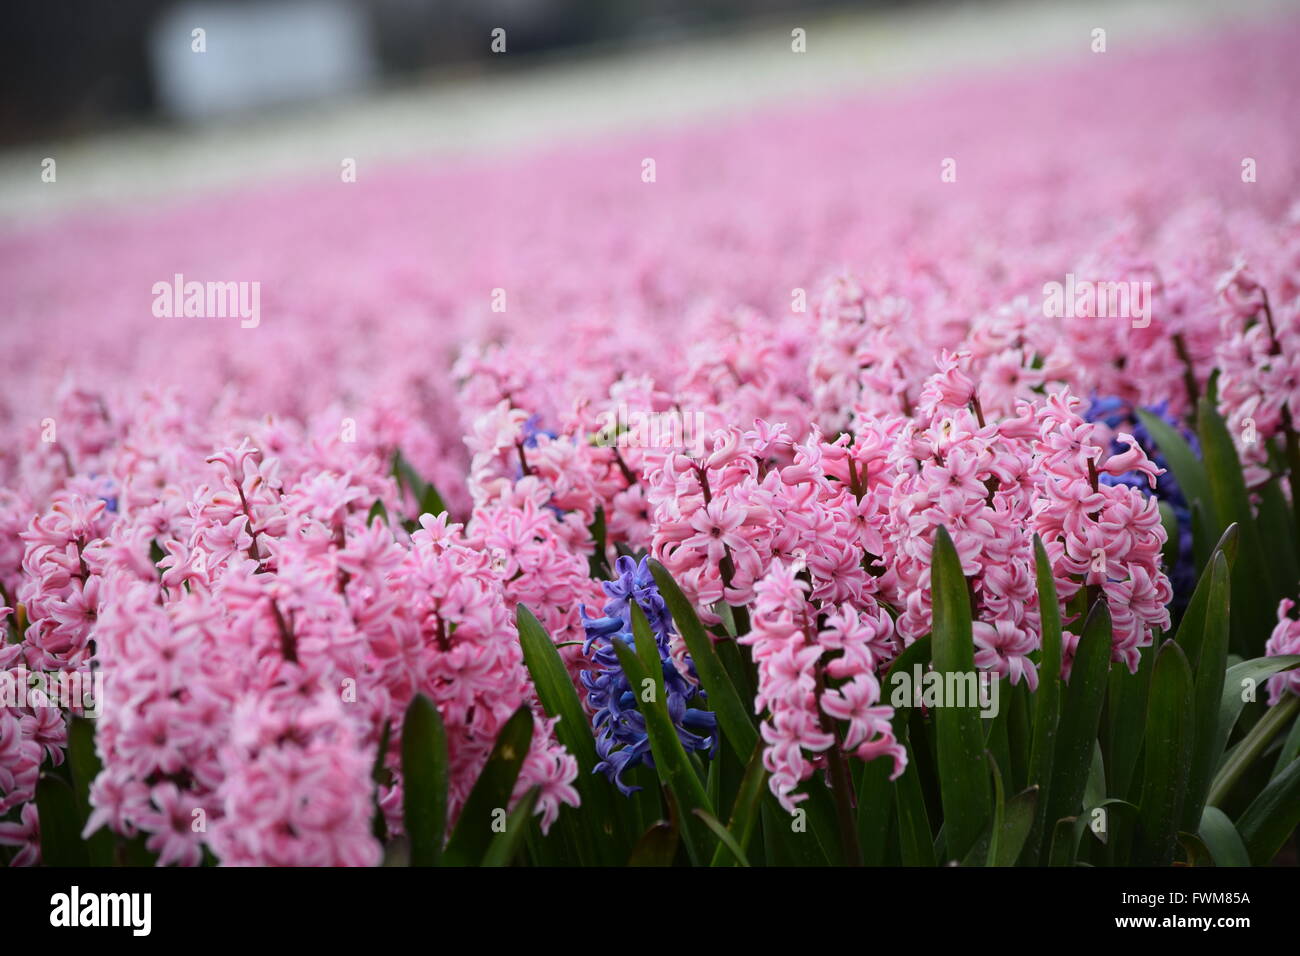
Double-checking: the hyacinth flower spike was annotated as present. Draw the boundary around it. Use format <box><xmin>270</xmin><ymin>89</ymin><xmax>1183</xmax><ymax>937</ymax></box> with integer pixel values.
<box><xmin>580</xmin><ymin>556</ymin><xmax>716</xmax><ymax>795</ymax></box>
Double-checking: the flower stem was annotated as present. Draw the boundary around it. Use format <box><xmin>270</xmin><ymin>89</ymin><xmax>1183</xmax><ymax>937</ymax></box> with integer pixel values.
<box><xmin>825</xmin><ymin>738</ymin><xmax>863</xmax><ymax>866</ymax></box>
<box><xmin>814</xmin><ymin>663</ymin><xmax>863</xmax><ymax>865</ymax></box>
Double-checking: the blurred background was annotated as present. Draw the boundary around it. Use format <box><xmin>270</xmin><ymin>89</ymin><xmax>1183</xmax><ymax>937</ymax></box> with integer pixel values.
<box><xmin>3</xmin><ymin>0</ymin><xmax>1292</xmax><ymax>224</ymax></box>
<box><xmin>4</xmin><ymin>0</ymin><xmax>858</xmax><ymax>141</ymax></box>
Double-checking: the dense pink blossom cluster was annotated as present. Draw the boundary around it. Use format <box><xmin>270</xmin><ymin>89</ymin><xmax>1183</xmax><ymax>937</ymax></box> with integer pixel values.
<box><xmin>2</xmin><ymin>428</ymin><xmax>581</xmax><ymax>866</ymax></box>
<box><xmin>742</xmin><ymin>562</ymin><xmax>903</xmax><ymax>813</ymax></box>
<box><xmin>1265</xmin><ymin>599</ymin><xmax>1300</xmax><ymax>705</ymax></box>
<box><xmin>1214</xmin><ymin>254</ymin><xmax>1300</xmax><ymax>484</ymax></box>
<box><xmin>2</xmin><ymin>20</ymin><xmax>1300</xmax><ymax>863</ymax></box>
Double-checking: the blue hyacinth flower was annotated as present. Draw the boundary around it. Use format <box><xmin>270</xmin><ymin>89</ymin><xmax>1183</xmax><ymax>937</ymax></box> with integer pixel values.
<box><xmin>579</xmin><ymin>556</ymin><xmax>717</xmax><ymax>795</ymax></box>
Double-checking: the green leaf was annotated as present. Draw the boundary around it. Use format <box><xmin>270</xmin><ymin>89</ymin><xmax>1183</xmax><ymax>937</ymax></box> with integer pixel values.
<box><xmin>515</xmin><ymin>604</ymin><xmax>617</xmax><ymax>862</ymax></box>
<box><xmin>1214</xmin><ymin>655</ymin><xmax>1300</xmax><ymax>762</ymax></box>
<box><xmin>1083</xmin><ymin>740</ymin><xmax>1106</xmax><ymax>815</ymax></box>
<box><xmin>443</xmin><ymin>706</ymin><xmax>534</xmax><ymax>866</ymax></box>
<box><xmin>1174</xmin><ymin>526</ymin><xmax>1236</xmax><ymax>670</ymax></box>
<box><xmin>1006</xmin><ymin>680</ymin><xmax>1032</xmax><ymax>794</ymax></box>
<box><xmin>648</xmin><ymin>560</ymin><xmax>758</xmax><ymax>762</ymax></box>
<box><xmin>417</xmin><ymin>483</ymin><xmax>447</xmax><ymax>521</ymax></box>
<box><xmin>1134</xmin><ymin>640</ymin><xmax>1194</xmax><ymax>866</ymax></box>
<box><xmin>1106</xmin><ymin>639</ymin><xmax>1154</xmax><ymax>805</ymax></box>
<box><xmin>1087</xmin><ymin>797</ymin><xmax>1139</xmax><ymax>855</ymax></box>
<box><xmin>1209</xmin><ymin>691</ymin><xmax>1300</xmax><ymax>809</ymax></box>
<box><xmin>615</xmin><ymin>604</ymin><xmax>716</xmax><ymax>863</ymax></box>
<box><xmin>710</xmin><ymin>740</ymin><xmax>767</xmax><ymax>866</ymax></box>
<box><xmin>367</xmin><ymin>498</ymin><xmax>389</xmax><ymax>526</ymax></box>
<box><xmin>929</xmin><ymin>525</ymin><xmax>991</xmax><ymax>862</ymax></box>
<box><xmin>66</xmin><ymin>716</ymin><xmax>114</xmax><ymax>866</ymax></box>
<box><xmin>1182</xmin><ymin>552</ymin><xmax>1231</xmax><ymax>831</ymax></box>
<box><xmin>1273</xmin><ymin>705</ymin><xmax>1300</xmax><ymax>778</ymax></box>
<box><xmin>1197</xmin><ymin>398</ymin><xmax>1274</xmax><ymax>655</ymax></box>
<box><xmin>1136</xmin><ymin>409</ymin><xmax>1213</xmax><ymax>540</ymax></box>
<box><xmin>760</xmin><ymin>796</ymin><xmax>828</xmax><ymax>866</ymax></box>
<box><xmin>587</xmin><ymin>507</ymin><xmax>609</xmax><ymax>579</ymax></box>
<box><xmin>391</xmin><ymin>449</ymin><xmax>422</xmax><ymax>498</ymax></box>
<box><xmin>1235</xmin><ymin>753</ymin><xmax>1300</xmax><ymax>865</ymax></box>
<box><xmin>392</xmin><ymin>449</ymin><xmax>448</xmax><ymax>530</ymax></box>
<box><xmin>1041</xmin><ymin>601</ymin><xmax>1112</xmax><ymax>863</ymax></box>
<box><xmin>792</xmin><ymin>751</ymin><xmax>852</xmax><ymax>866</ymax></box>
<box><xmin>885</xmin><ymin>634</ymin><xmax>934</xmax><ymax>704</ymax></box>
<box><xmin>962</xmin><ymin>783</ymin><xmax>1038</xmax><ymax>868</ymax></box>
<box><xmin>894</xmin><ymin>724</ymin><xmax>937</xmax><ymax>867</ymax></box>
<box><xmin>1047</xmin><ymin>815</ymin><xmax>1080</xmax><ymax>867</ymax></box>
<box><xmin>1257</xmin><ymin>480</ymin><xmax>1300</xmax><ymax>590</ymax></box>
<box><xmin>401</xmin><ymin>694</ymin><xmax>449</xmax><ymax>867</ymax></box>
<box><xmin>693</xmin><ymin>809</ymin><xmax>749</xmax><ymax>866</ymax></box>
<box><xmin>36</xmin><ymin>774</ymin><xmax>89</xmax><ymax>867</ymax></box>
<box><xmin>855</xmin><ymin>755</ymin><xmax>894</xmax><ymax>865</ymax></box>
<box><xmin>1024</xmin><ymin>536</ymin><xmax>1062</xmax><ymax>863</ymax></box>
<box><xmin>1197</xmin><ymin>806</ymin><xmax>1250</xmax><ymax>867</ymax></box>
<box><xmin>1158</xmin><ymin>500</ymin><xmax>1180</xmax><ymax>572</ymax></box>
<box><xmin>1190</xmin><ymin>501</ymin><xmax>1214</xmax><ymax>574</ymax></box>
<box><xmin>861</xmin><ymin>635</ymin><xmax>932</xmax><ymax>865</ymax></box>
<box><xmin>481</xmin><ymin>787</ymin><xmax>539</xmax><ymax>867</ymax></box>
<box><xmin>991</xmin><ymin>786</ymin><xmax>1038</xmax><ymax>867</ymax></box>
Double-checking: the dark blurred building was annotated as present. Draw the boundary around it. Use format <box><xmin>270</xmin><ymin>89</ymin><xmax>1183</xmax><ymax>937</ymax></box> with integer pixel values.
<box><xmin>0</xmin><ymin>0</ymin><xmax>901</xmax><ymax>145</ymax></box>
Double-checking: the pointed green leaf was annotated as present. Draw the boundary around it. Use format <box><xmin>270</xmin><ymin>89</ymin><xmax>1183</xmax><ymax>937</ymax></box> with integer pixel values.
<box><xmin>1024</xmin><ymin>536</ymin><xmax>1062</xmax><ymax>862</ymax></box>
<box><xmin>401</xmin><ymin>693</ymin><xmax>449</xmax><ymax>867</ymax></box>
<box><xmin>1041</xmin><ymin>601</ymin><xmax>1111</xmax><ymax>862</ymax></box>
<box><xmin>443</xmin><ymin>705</ymin><xmax>533</xmax><ymax>866</ymax></box>
<box><xmin>1136</xmin><ymin>409</ymin><xmax>1213</xmax><ymax>540</ymax></box>
<box><xmin>417</xmin><ymin>483</ymin><xmax>447</xmax><ymax>521</ymax></box>
<box><xmin>1134</xmin><ymin>641</ymin><xmax>1194</xmax><ymax>866</ymax></box>
<box><xmin>1106</xmin><ymin>639</ymin><xmax>1154</xmax><ymax>804</ymax></box>
<box><xmin>1209</xmin><ymin>692</ymin><xmax>1300</xmax><ymax>809</ymax></box>
<box><xmin>1273</xmin><ymin>706</ymin><xmax>1300</xmax><ymax>778</ymax></box>
<box><xmin>1214</xmin><ymin>655</ymin><xmax>1300</xmax><ymax>762</ymax></box>
<box><xmin>693</xmin><ymin>809</ymin><xmax>749</xmax><ymax>866</ymax></box>
<box><xmin>1197</xmin><ymin>398</ymin><xmax>1274</xmax><ymax>655</ymax></box>
<box><xmin>1197</xmin><ymin>806</ymin><xmax>1250</xmax><ymax>867</ymax></box>
<box><xmin>515</xmin><ymin>604</ymin><xmax>617</xmax><ymax>862</ymax></box>
<box><xmin>1158</xmin><ymin>500</ymin><xmax>1180</xmax><ymax>571</ymax></box>
<box><xmin>962</xmin><ymin>783</ymin><xmax>1038</xmax><ymax>868</ymax></box>
<box><xmin>1182</xmin><ymin>553</ymin><xmax>1230</xmax><ymax>830</ymax></box>
<box><xmin>1235</xmin><ymin>752</ymin><xmax>1300</xmax><ymax>864</ymax></box>
<box><xmin>894</xmin><ymin>726</ymin><xmax>937</xmax><ymax>867</ymax></box>
<box><xmin>1174</xmin><ymin>528</ymin><xmax>1236</xmax><ymax>670</ymax></box>
<box><xmin>930</xmin><ymin>525</ymin><xmax>991</xmax><ymax>862</ymax></box>
<box><xmin>481</xmin><ymin>787</ymin><xmax>539</xmax><ymax>867</ymax></box>
<box><xmin>648</xmin><ymin>560</ymin><xmax>758</xmax><ymax>762</ymax></box>
<box><xmin>614</xmin><ymin>604</ymin><xmax>716</xmax><ymax>863</ymax></box>
<box><xmin>1257</xmin><ymin>480</ymin><xmax>1300</xmax><ymax>589</ymax></box>
<box><xmin>710</xmin><ymin>740</ymin><xmax>767</xmax><ymax>866</ymax></box>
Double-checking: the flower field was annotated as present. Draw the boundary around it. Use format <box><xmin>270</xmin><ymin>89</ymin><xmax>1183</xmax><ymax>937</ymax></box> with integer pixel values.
<box><xmin>3</xmin><ymin>16</ymin><xmax>1300</xmax><ymax>868</ymax></box>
